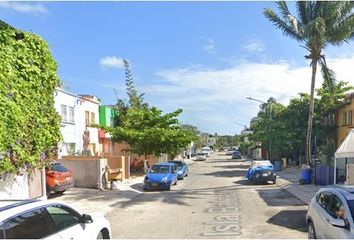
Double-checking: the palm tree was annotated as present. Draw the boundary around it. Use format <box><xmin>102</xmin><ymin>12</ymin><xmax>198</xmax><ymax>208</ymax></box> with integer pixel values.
<box><xmin>264</xmin><ymin>1</ymin><xmax>354</xmax><ymax>165</ymax></box>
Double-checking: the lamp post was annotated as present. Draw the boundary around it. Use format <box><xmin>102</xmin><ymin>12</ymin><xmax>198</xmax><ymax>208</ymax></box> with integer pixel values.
<box><xmin>247</xmin><ymin>97</ymin><xmax>273</xmax><ymax>161</ymax></box>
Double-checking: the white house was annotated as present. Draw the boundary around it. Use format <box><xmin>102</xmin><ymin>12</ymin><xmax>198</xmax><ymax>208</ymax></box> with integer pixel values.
<box><xmin>54</xmin><ymin>88</ymin><xmax>83</xmax><ymax>156</ymax></box>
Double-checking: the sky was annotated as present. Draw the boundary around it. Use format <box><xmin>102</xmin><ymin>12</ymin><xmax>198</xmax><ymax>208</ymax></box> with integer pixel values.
<box><xmin>2</xmin><ymin>1</ymin><xmax>354</xmax><ymax>135</ymax></box>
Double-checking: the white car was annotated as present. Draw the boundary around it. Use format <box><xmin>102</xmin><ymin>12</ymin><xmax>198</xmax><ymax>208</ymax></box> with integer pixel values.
<box><xmin>195</xmin><ymin>153</ymin><xmax>207</xmax><ymax>161</ymax></box>
<box><xmin>202</xmin><ymin>147</ymin><xmax>211</xmax><ymax>157</ymax></box>
<box><xmin>0</xmin><ymin>199</ymin><xmax>111</xmax><ymax>239</ymax></box>
<box><xmin>306</xmin><ymin>186</ymin><xmax>354</xmax><ymax>239</ymax></box>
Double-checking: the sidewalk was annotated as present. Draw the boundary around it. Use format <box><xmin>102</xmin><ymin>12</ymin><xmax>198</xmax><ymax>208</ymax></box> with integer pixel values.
<box><xmin>276</xmin><ymin>166</ymin><xmax>322</xmax><ymax>205</ymax></box>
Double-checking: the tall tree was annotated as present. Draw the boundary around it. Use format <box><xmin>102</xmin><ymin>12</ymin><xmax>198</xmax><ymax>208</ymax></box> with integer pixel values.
<box><xmin>0</xmin><ymin>21</ymin><xmax>61</xmax><ymax>174</ymax></box>
<box><xmin>264</xmin><ymin>1</ymin><xmax>354</xmax><ymax>165</ymax></box>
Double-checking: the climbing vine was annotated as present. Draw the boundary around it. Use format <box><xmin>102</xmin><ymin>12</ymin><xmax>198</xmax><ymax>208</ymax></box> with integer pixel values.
<box><xmin>0</xmin><ymin>22</ymin><xmax>62</xmax><ymax>174</ymax></box>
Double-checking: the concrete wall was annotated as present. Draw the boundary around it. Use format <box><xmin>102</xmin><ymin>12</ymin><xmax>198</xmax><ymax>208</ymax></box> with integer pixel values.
<box><xmin>60</xmin><ymin>156</ymin><xmax>107</xmax><ymax>189</ymax></box>
<box><xmin>0</xmin><ymin>169</ymin><xmax>45</xmax><ymax>200</ymax></box>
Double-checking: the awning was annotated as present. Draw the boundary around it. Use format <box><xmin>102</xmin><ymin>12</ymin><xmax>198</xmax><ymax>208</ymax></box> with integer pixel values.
<box><xmin>335</xmin><ymin>129</ymin><xmax>354</xmax><ymax>158</ymax></box>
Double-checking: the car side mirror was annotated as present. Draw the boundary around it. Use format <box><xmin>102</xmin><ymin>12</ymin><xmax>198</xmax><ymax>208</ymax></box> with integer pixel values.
<box><xmin>332</xmin><ymin>218</ymin><xmax>346</xmax><ymax>228</ymax></box>
<box><xmin>81</xmin><ymin>214</ymin><xmax>93</xmax><ymax>224</ymax></box>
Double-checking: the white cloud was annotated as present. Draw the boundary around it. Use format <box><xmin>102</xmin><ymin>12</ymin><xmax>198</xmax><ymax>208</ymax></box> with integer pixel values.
<box><xmin>0</xmin><ymin>2</ymin><xmax>47</xmax><ymax>14</ymax></box>
<box><xmin>203</xmin><ymin>38</ymin><xmax>216</xmax><ymax>54</ymax></box>
<box><xmin>145</xmin><ymin>55</ymin><xmax>354</xmax><ymax>134</ymax></box>
<box><xmin>99</xmin><ymin>56</ymin><xmax>125</xmax><ymax>69</ymax></box>
<box><xmin>242</xmin><ymin>40</ymin><xmax>265</xmax><ymax>53</ymax></box>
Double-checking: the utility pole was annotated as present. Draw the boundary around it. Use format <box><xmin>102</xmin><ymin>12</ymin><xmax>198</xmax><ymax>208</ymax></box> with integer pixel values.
<box><xmin>246</xmin><ymin>97</ymin><xmax>273</xmax><ymax>161</ymax></box>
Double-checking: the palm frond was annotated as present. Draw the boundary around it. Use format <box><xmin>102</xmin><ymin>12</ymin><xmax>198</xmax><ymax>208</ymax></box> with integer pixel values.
<box><xmin>296</xmin><ymin>1</ymin><xmax>311</xmax><ymax>25</ymax></box>
<box><xmin>319</xmin><ymin>57</ymin><xmax>336</xmax><ymax>93</ymax></box>
<box><xmin>263</xmin><ymin>8</ymin><xmax>302</xmax><ymax>41</ymax></box>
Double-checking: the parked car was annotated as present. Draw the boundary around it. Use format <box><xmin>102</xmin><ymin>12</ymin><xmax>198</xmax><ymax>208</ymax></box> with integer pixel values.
<box><xmin>202</xmin><ymin>147</ymin><xmax>211</xmax><ymax>157</ymax></box>
<box><xmin>168</xmin><ymin>160</ymin><xmax>189</xmax><ymax>180</ymax></box>
<box><xmin>0</xmin><ymin>199</ymin><xmax>111</xmax><ymax>239</ymax></box>
<box><xmin>246</xmin><ymin>160</ymin><xmax>276</xmax><ymax>184</ymax></box>
<box><xmin>195</xmin><ymin>152</ymin><xmax>207</xmax><ymax>161</ymax></box>
<box><xmin>306</xmin><ymin>186</ymin><xmax>354</xmax><ymax>239</ymax></box>
<box><xmin>232</xmin><ymin>151</ymin><xmax>242</xmax><ymax>159</ymax></box>
<box><xmin>226</xmin><ymin>149</ymin><xmax>234</xmax><ymax>155</ymax></box>
<box><xmin>143</xmin><ymin>162</ymin><xmax>178</xmax><ymax>191</ymax></box>
<box><xmin>46</xmin><ymin>162</ymin><xmax>74</xmax><ymax>196</ymax></box>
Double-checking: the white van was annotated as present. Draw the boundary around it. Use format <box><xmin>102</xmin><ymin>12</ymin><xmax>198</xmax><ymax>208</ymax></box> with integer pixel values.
<box><xmin>202</xmin><ymin>147</ymin><xmax>211</xmax><ymax>157</ymax></box>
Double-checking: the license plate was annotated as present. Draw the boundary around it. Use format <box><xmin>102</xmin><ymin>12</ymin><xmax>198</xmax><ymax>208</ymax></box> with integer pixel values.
<box><xmin>152</xmin><ymin>183</ymin><xmax>159</xmax><ymax>187</ymax></box>
<box><xmin>262</xmin><ymin>173</ymin><xmax>268</xmax><ymax>176</ymax></box>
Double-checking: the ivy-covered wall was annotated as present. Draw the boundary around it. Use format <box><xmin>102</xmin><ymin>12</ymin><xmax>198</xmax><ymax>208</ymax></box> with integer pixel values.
<box><xmin>0</xmin><ymin>21</ymin><xmax>62</xmax><ymax>174</ymax></box>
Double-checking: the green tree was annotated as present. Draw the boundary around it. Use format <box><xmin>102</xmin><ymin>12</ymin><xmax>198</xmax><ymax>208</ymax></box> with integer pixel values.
<box><xmin>0</xmin><ymin>22</ymin><xmax>61</xmax><ymax>174</ymax></box>
<box><xmin>106</xmin><ymin>107</ymin><xmax>195</xmax><ymax>159</ymax></box>
<box><xmin>264</xmin><ymin>1</ymin><xmax>354</xmax><ymax>165</ymax></box>
<box><xmin>114</xmin><ymin>60</ymin><xmax>147</xmax><ymax>126</ymax></box>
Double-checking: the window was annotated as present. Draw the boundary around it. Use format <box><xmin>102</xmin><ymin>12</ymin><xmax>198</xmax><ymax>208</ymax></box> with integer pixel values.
<box><xmin>85</xmin><ymin>111</ymin><xmax>90</xmax><ymax>125</ymax></box>
<box><xmin>4</xmin><ymin>208</ymin><xmax>54</xmax><ymax>239</ymax></box>
<box><xmin>90</xmin><ymin>112</ymin><xmax>95</xmax><ymax>125</ymax></box>
<box><xmin>317</xmin><ymin>192</ymin><xmax>332</xmax><ymax>210</ymax></box>
<box><xmin>69</xmin><ymin>106</ymin><xmax>75</xmax><ymax>123</ymax></box>
<box><xmin>343</xmin><ymin>111</ymin><xmax>347</xmax><ymax>126</ymax></box>
<box><xmin>61</xmin><ymin>104</ymin><xmax>67</xmax><ymax>122</ymax></box>
<box><xmin>349</xmin><ymin>110</ymin><xmax>353</xmax><ymax>126</ymax></box>
<box><xmin>0</xmin><ymin>224</ymin><xmax>4</xmax><ymax>239</ymax></box>
<box><xmin>329</xmin><ymin>195</ymin><xmax>344</xmax><ymax>218</ymax></box>
<box><xmin>45</xmin><ymin>205</ymin><xmax>81</xmax><ymax>232</ymax></box>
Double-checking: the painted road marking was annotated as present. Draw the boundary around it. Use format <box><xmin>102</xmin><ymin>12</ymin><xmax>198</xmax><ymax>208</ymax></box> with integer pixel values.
<box><xmin>202</xmin><ymin>190</ymin><xmax>242</xmax><ymax>236</ymax></box>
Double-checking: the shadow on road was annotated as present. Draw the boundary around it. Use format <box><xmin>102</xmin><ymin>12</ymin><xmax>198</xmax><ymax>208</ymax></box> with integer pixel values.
<box><xmin>214</xmin><ymin>164</ymin><xmax>250</xmax><ymax>169</ymax></box>
<box><xmin>266</xmin><ymin>210</ymin><xmax>307</xmax><ymax>232</ymax></box>
<box><xmin>256</xmin><ymin>188</ymin><xmax>305</xmax><ymax>206</ymax></box>
<box><xmin>202</xmin><ymin>169</ymin><xmax>248</xmax><ymax>178</ymax></box>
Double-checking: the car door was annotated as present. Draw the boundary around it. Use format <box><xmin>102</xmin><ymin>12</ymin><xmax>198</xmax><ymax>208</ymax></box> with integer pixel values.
<box><xmin>313</xmin><ymin>191</ymin><xmax>333</xmax><ymax>238</ymax></box>
<box><xmin>44</xmin><ymin>204</ymin><xmax>86</xmax><ymax>240</ymax></box>
<box><xmin>325</xmin><ymin>194</ymin><xmax>352</xmax><ymax>239</ymax></box>
<box><xmin>2</xmin><ymin>207</ymin><xmax>60</xmax><ymax>239</ymax></box>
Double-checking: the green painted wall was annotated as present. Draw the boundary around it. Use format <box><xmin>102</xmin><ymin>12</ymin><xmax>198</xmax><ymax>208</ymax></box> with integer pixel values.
<box><xmin>99</xmin><ymin>106</ymin><xmax>119</xmax><ymax>127</ymax></box>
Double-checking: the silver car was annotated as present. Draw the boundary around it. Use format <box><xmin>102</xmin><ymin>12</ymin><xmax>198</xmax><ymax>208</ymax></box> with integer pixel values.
<box><xmin>306</xmin><ymin>186</ymin><xmax>354</xmax><ymax>239</ymax></box>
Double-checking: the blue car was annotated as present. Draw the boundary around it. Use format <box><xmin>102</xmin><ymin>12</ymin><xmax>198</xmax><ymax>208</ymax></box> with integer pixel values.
<box><xmin>143</xmin><ymin>162</ymin><xmax>178</xmax><ymax>191</ymax></box>
<box><xmin>168</xmin><ymin>160</ymin><xmax>189</xmax><ymax>180</ymax></box>
<box><xmin>246</xmin><ymin>160</ymin><xmax>276</xmax><ymax>184</ymax></box>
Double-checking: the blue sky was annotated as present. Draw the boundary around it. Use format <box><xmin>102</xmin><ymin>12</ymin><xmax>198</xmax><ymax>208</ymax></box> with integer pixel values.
<box><xmin>2</xmin><ymin>1</ymin><xmax>354</xmax><ymax>135</ymax></box>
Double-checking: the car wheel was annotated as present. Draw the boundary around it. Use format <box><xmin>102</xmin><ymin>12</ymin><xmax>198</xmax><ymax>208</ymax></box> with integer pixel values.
<box><xmin>308</xmin><ymin>221</ymin><xmax>317</xmax><ymax>239</ymax></box>
<box><xmin>179</xmin><ymin>177</ymin><xmax>184</xmax><ymax>180</ymax></box>
<box><xmin>54</xmin><ymin>190</ymin><xmax>66</xmax><ymax>194</ymax></box>
<box><xmin>174</xmin><ymin>180</ymin><xmax>177</xmax><ymax>185</ymax></box>
<box><xmin>166</xmin><ymin>184</ymin><xmax>171</xmax><ymax>191</ymax></box>
<box><xmin>273</xmin><ymin>179</ymin><xmax>276</xmax><ymax>184</ymax></box>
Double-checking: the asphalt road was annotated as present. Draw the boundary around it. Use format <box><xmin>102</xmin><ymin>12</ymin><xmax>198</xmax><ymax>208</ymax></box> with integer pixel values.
<box><xmin>107</xmin><ymin>152</ymin><xmax>308</xmax><ymax>239</ymax></box>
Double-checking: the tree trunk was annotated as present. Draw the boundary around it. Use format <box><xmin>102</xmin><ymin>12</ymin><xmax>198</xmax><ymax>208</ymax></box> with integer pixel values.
<box><xmin>305</xmin><ymin>60</ymin><xmax>317</xmax><ymax>166</ymax></box>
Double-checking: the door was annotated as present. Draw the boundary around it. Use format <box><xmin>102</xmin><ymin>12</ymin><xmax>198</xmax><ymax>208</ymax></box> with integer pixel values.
<box><xmin>44</xmin><ymin>205</ymin><xmax>85</xmax><ymax>240</ymax></box>
<box><xmin>325</xmin><ymin>194</ymin><xmax>352</xmax><ymax>239</ymax></box>
<box><xmin>2</xmin><ymin>208</ymin><xmax>60</xmax><ymax>239</ymax></box>
<box><xmin>314</xmin><ymin>192</ymin><xmax>333</xmax><ymax>238</ymax></box>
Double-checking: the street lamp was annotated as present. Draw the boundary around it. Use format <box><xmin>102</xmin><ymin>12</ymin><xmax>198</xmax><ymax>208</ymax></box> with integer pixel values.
<box><xmin>246</xmin><ymin>97</ymin><xmax>273</xmax><ymax>161</ymax></box>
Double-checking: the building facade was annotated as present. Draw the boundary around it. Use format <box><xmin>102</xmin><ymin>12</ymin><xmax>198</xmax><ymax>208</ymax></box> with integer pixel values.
<box><xmin>98</xmin><ymin>105</ymin><xmax>119</xmax><ymax>156</ymax></box>
<box><xmin>54</xmin><ymin>88</ymin><xmax>83</xmax><ymax>156</ymax></box>
<box><xmin>79</xmin><ymin>95</ymin><xmax>100</xmax><ymax>156</ymax></box>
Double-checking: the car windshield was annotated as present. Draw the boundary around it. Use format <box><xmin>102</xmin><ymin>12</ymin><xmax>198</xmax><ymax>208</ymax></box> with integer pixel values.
<box><xmin>169</xmin><ymin>161</ymin><xmax>183</xmax><ymax>167</ymax></box>
<box><xmin>252</xmin><ymin>161</ymin><xmax>272</xmax><ymax>168</ymax></box>
<box><xmin>50</xmin><ymin>163</ymin><xmax>68</xmax><ymax>172</ymax></box>
<box><xmin>149</xmin><ymin>165</ymin><xmax>170</xmax><ymax>174</ymax></box>
<box><xmin>347</xmin><ymin>200</ymin><xmax>354</xmax><ymax>221</ymax></box>
<box><xmin>197</xmin><ymin>153</ymin><xmax>205</xmax><ymax>156</ymax></box>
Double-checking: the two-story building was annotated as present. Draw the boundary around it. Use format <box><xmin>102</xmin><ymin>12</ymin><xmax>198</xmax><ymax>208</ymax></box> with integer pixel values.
<box><xmin>98</xmin><ymin>105</ymin><xmax>119</xmax><ymax>156</ymax></box>
<box><xmin>54</xmin><ymin>88</ymin><xmax>83</xmax><ymax>157</ymax></box>
<box><xmin>79</xmin><ymin>95</ymin><xmax>100</xmax><ymax>156</ymax></box>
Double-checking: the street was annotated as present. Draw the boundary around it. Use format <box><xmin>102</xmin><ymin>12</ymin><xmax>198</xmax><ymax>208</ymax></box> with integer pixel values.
<box><xmin>107</xmin><ymin>153</ymin><xmax>308</xmax><ymax>238</ymax></box>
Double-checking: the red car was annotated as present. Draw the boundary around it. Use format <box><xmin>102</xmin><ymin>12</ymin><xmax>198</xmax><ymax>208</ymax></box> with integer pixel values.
<box><xmin>46</xmin><ymin>162</ymin><xmax>74</xmax><ymax>196</ymax></box>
